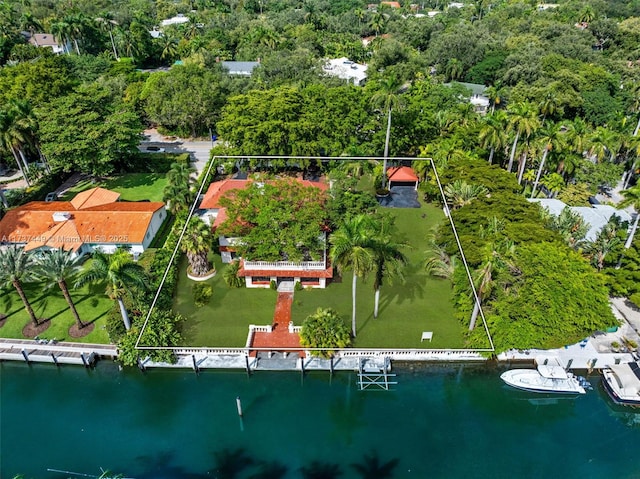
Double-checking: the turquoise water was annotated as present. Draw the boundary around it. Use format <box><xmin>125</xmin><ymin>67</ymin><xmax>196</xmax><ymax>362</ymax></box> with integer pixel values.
<box><xmin>2</xmin><ymin>362</ymin><xmax>640</xmax><ymax>479</ymax></box>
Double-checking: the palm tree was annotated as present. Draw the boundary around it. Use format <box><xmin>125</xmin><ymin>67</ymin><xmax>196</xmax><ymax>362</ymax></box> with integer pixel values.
<box><xmin>181</xmin><ymin>217</ymin><xmax>214</xmax><ymax>277</ymax></box>
<box><xmin>163</xmin><ymin>162</ymin><xmax>195</xmax><ymax>214</ymax></box>
<box><xmin>369</xmin><ymin>11</ymin><xmax>388</xmax><ymax>36</ymax></box>
<box><xmin>158</xmin><ymin>35</ymin><xmax>178</xmax><ymax>61</ymax></box>
<box><xmin>371</xmin><ymin>222</ymin><xmax>408</xmax><ymax>318</ymax></box>
<box><xmin>443</xmin><ymin>179</ymin><xmax>488</xmax><ymax>209</ymax></box>
<box><xmin>50</xmin><ymin>20</ymin><xmax>72</xmax><ymax>54</ymax></box>
<box><xmin>330</xmin><ymin>215</ymin><xmax>377</xmax><ymax>337</ymax></box>
<box><xmin>0</xmin><ymin>107</ymin><xmax>31</xmax><ymax>186</ymax></box>
<box><xmin>370</xmin><ymin>75</ymin><xmax>403</xmax><ymax>189</ymax></box>
<box><xmin>619</xmin><ymin>184</ymin><xmax>640</xmax><ymax>250</ymax></box>
<box><xmin>478</xmin><ymin>110</ymin><xmax>507</xmax><ymax>164</ymax></box>
<box><xmin>469</xmin><ymin>238</ymin><xmax>516</xmax><ymax>331</ymax></box>
<box><xmin>588</xmin><ymin>126</ymin><xmax>620</xmax><ymax>162</ymax></box>
<box><xmin>424</xmin><ymin>241</ymin><xmax>457</xmax><ymax>279</ymax></box>
<box><xmin>75</xmin><ymin>250</ymin><xmax>147</xmax><ymax>330</ymax></box>
<box><xmin>95</xmin><ymin>14</ymin><xmax>119</xmax><ymax>59</ymax></box>
<box><xmin>586</xmin><ymin>222</ymin><xmax>621</xmax><ymax>271</ymax></box>
<box><xmin>0</xmin><ymin>246</ymin><xmax>39</xmax><ymax>327</ymax></box>
<box><xmin>36</xmin><ymin>249</ymin><xmax>85</xmax><ymax>330</ymax></box>
<box><xmin>531</xmin><ymin>122</ymin><xmax>565</xmax><ymax>198</ymax></box>
<box><xmin>506</xmin><ymin>102</ymin><xmax>539</xmax><ymax>173</ymax></box>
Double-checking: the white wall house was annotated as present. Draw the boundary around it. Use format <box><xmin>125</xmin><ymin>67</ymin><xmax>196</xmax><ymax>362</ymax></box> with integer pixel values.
<box><xmin>0</xmin><ymin>187</ymin><xmax>166</xmax><ymax>258</ymax></box>
<box><xmin>323</xmin><ymin>58</ymin><xmax>368</xmax><ymax>86</ymax></box>
<box><xmin>529</xmin><ymin>198</ymin><xmax>633</xmax><ymax>242</ymax></box>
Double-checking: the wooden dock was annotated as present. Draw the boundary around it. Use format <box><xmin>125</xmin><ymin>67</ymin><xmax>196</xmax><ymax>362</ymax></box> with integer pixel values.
<box><xmin>0</xmin><ymin>338</ymin><xmax>118</xmax><ymax>367</ymax></box>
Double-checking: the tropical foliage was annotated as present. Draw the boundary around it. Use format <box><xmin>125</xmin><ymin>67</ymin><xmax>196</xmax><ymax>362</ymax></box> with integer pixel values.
<box><xmin>300</xmin><ymin>308</ymin><xmax>352</xmax><ymax>358</ymax></box>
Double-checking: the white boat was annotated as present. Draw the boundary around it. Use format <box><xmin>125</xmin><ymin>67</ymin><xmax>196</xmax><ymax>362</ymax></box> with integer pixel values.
<box><xmin>601</xmin><ymin>361</ymin><xmax>640</xmax><ymax>407</ymax></box>
<box><xmin>500</xmin><ymin>358</ymin><xmax>587</xmax><ymax>395</ymax></box>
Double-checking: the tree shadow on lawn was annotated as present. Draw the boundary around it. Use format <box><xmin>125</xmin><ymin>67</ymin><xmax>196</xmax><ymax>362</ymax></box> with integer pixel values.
<box><xmin>375</xmin><ymin>263</ymin><xmax>427</xmax><ymax>317</ymax></box>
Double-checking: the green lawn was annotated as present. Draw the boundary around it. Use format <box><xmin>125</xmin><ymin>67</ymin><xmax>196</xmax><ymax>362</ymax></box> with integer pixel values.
<box><xmin>0</xmin><ymin>280</ymin><xmax>112</xmax><ymax>343</ymax></box>
<box><xmin>291</xmin><ymin>202</ymin><xmax>468</xmax><ymax>349</ymax></box>
<box><xmin>174</xmin><ymin>255</ymin><xmax>278</xmax><ymax>347</ymax></box>
<box><xmin>173</xmin><ymin>200</ymin><xmax>470</xmax><ymax>349</ymax></box>
<box><xmin>59</xmin><ymin>174</ymin><xmax>167</xmax><ymax>202</ymax></box>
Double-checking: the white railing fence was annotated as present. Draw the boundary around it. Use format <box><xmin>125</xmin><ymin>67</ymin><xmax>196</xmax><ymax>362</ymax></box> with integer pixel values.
<box><xmin>243</xmin><ymin>260</ymin><xmax>326</xmax><ymax>271</ymax></box>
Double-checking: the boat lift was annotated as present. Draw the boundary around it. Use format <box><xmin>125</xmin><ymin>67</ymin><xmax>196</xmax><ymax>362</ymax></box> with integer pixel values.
<box><xmin>357</xmin><ymin>357</ymin><xmax>397</xmax><ymax>391</ymax></box>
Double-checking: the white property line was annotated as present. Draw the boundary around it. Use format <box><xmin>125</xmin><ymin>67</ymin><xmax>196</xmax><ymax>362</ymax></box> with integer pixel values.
<box><xmin>135</xmin><ymin>156</ymin><xmax>495</xmax><ymax>354</ymax></box>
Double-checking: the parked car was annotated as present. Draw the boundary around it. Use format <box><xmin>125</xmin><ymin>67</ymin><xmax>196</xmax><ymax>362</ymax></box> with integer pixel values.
<box><xmin>45</xmin><ymin>192</ymin><xmax>57</xmax><ymax>202</ymax></box>
<box><xmin>146</xmin><ymin>146</ymin><xmax>165</xmax><ymax>152</ymax></box>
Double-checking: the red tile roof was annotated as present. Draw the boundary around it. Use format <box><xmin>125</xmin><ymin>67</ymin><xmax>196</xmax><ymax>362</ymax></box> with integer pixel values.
<box><xmin>387</xmin><ymin>166</ymin><xmax>419</xmax><ymax>182</ymax></box>
<box><xmin>0</xmin><ymin>188</ymin><xmax>164</xmax><ymax>249</ymax></box>
<box><xmin>200</xmin><ymin>177</ymin><xmax>329</xmax><ymax>210</ymax></box>
<box><xmin>70</xmin><ymin>187</ymin><xmax>120</xmax><ymax>210</ymax></box>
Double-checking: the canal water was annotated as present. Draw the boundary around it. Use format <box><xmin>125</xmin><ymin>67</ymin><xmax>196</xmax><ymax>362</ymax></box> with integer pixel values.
<box><xmin>1</xmin><ymin>361</ymin><xmax>639</xmax><ymax>479</ymax></box>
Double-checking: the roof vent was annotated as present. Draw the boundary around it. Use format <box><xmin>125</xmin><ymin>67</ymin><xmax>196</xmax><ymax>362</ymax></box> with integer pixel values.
<box><xmin>52</xmin><ymin>212</ymin><xmax>71</xmax><ymax>222</ymax></box>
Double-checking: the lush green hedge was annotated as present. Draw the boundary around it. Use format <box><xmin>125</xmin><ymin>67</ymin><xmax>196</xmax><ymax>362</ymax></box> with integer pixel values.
<box><xmin>436</xmin><ymin>158</ymin><xmax>616</xmax><ymax>352</ymax></box>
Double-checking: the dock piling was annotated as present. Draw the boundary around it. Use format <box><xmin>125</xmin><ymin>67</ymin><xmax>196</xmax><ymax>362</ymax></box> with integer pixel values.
<box><xmin>50</xmin><ymin>352</ymin><xmax>59</xmax><ymax>366</ymax></box>
<box><xmin>21</xmin><ymin>349</ymin><xmax>29</xmax><ymax>364</ymax></box>
<box><xmin>236</xmin><ymin>396</ymin><xmax>243</xmax><ymax>416</ymax></box>
<box><xmin>192</xmin><ymin>354</ymin><xmax>199</xmax><ymax>374</ymax></box>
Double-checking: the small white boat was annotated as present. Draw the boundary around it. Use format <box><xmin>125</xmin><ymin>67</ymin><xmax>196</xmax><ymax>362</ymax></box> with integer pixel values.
<box><xmin>500</xmin><ymin>358</ymin><xmax>587</xmax><ymax>395</ymax></box>
<box><xmin>601</xmin><ymin>362</ymin><xmax>640</xmax><ymax>407</ymax></box>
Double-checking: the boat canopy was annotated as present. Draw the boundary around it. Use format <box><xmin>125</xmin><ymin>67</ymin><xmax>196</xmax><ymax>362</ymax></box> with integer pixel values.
<box><xmin>609</xmin><ymin>363</ymin><xmax>640</xmax><ymax>396</ymax></box>
<box><xmin>537</xmin><ymin>364</ymin><xmax>569</xmax><ymax>379</ymax></box>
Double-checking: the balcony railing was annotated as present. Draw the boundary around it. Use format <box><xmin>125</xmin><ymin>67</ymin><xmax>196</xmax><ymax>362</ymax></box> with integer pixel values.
<box><xmin>243</xmin><ymin>260</ymin><xmax>326</xmax><ymax>271</ymax></box>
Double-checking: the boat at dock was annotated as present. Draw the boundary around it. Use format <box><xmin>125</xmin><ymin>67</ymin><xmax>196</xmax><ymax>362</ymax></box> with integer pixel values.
<box><xmin>601</xmin><ymin>361</ymin><xmax>640</xmax><ymax>407</ymax></box>
<box><xmin>500</xmin><ymin>358</ymin><xmax>588</xmax><ymax>394</ymax></box>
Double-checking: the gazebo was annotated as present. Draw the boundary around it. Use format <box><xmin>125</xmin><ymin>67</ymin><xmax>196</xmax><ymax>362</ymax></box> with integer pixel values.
<box><xmin>387</xmin><ymin>166</ymin><xmax>419</xmax><ymax>190</ymax></box>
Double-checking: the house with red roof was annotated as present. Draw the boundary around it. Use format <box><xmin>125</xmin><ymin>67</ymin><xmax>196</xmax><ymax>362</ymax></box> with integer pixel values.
<box><xmin>387</xmin><ymin>166</ymin><xmax>419</xmax><ymax>190</ymax></box>
<box><xmin>0</xmin><ymin>187</ymin><xmax>167</xmax><ymax>258</ymax></box>
<box><xmin>198</xmin><ymin>177</ymin><xmax>333</xmax><ymax>288</ymax></box>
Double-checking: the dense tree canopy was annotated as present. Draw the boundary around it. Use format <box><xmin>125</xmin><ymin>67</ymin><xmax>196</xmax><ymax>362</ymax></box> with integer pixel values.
<box><xmin>217</xmin><ymin>177</ymin><xmax>328</xmax><ymax>262</ymax></box>
<box><xmin>37</xmin><ymin>83</ymin><xmax>143</xmax><ymax>177</ymax></box>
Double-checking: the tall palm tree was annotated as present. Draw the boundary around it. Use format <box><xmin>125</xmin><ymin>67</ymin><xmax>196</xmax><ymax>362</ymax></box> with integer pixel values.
<box><xmin>589</xmin><ymin>126</ymin><xmax>620</xmax><ymax>162</ymax></box>
<box><xmin>95</xmin><ymin>15</ymin><xmax>119</xmax><ymax>59</ymax></box>
<box><xmin>371</xmin><ymin>222</ymin><xmax>408</xmax><ymax>318</ymax></box>
<box><xmin>370</xmin><ymin>75</ymin><xmax>403</xmax><ymax>189</ymax></box>
<box><xmin>424</xmin><ymin>240</ymin><xmax>457</xmax><ymax>279</ymax></box>
<box><xmin>469</xmin><ymin>239</ymin><xmax>516</xmax><ymax>331</ymax></box>
<box><xmin>531</xmin><ymin>122</ymin><xmax>565</xmax><ymax>198</ymax></box>
<box><xmin>330</xmin><ymin>215</ymin><xmax>377</xmax><ymax>337</ymax></box>
<box><xmin>478</xmin><ymin>110</ymin><xmax>507</xmax><ymax>164</ymax></box>
<box><xmin>619</xmin><ymin>184</ymin><xmax>640</xmax><ymax>250</ymax></box>
<box><xmin>0</xmin><ymin>246</ymin><xmax>39</xmax><ymax>327</ymax></box>
<box><xmin>0</xmin><ymin>107</ymin><xmax>31</xmax><ymax>186</ymax></box>
<box><xmin>75</xmin><ymin>250</ymin><xmax>147</xmax><ymax>330</ymax></box>
<box><xmin>163</xmin><ymin>162</ymin><xmax>195</xmax><ymax>214</ymax></box>
<box><xmin>181</xmin><ymin>217</ymin><xmax>214</xmax><ymax>277</ymax></box>
<box><xmin>36</xmin><ymin>249</ymin><xmax>85</xmax><ymax>330</ymax></box>
<box><xmin>506</xmin><ymin>102</ymin><xmax>539</xmax><ymax>173</ymax></box>
<box><xmin>50</xmin><ymin>20</ymin><xmax>72</xmax><ymax>54</ymax></box>
<box><xmin>587</xmin><ymin>222</ymin><xmax>621</xmax><ymax>271</ymax></box>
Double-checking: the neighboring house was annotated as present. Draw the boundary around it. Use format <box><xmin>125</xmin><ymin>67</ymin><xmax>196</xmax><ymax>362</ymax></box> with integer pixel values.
<box><xmin>387</xmin><ymin>166</ymin><xmax>419</xmax><ymax>190</ymax></box>
<box><xmin>28</xmin><ymin>33</ymin><xmax>68</xmax><ymax>55</ymax></box>
<box><xmin>323</xmin><ymin>58</ymin><xmax>368</xmax><ymax>86</ymax></box>
<box><xmin>445</xmin><ymin>82</ymin><xmax>490</xmax><ymax>114</ymax></box>
<box><xmin>362</xmin><ymin>34</ymin><xmax>391</xmax><ymax>47</ymax></box>
<box><xmin>537</xmin><ymin>3</ymin><xmax>559</xmax><ymax>10</ymax></box>
<box><xmin>198</xmin><ymin>177</ymin><xmax>333</xmax><ymax>288</ymax></box>
<box><xmin>160</xmin><ymin>14</ymin><xmax>190</xmax><ymax>27</ymax></box>
<box><xmin>221</xmin><ymin>61</ymin><xmax>260</xmax><ymax>76</ymax></box>
<box><xmin>0</xmin><ymin>187</ymin><xmax>166</xmax><ymax>257</ymax></box>
<box><xmin>529</xmin><ymin>198</ymin><xmax>632</xmax><ymax>242</ymax></box>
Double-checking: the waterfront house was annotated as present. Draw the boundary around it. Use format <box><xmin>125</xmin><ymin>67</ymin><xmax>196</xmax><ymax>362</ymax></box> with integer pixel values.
<box><xmin>28</xmin><ymin>33</ymin><xmax>69</xmax><ymax>55</ymax></box>
<box><xmin>0</xmin><ymin>187</ymin><xmax>166</xmax><ymax>258</ymax></box>
<box><xmin>198</xmin><ymin>177</ymin><xmax>333</xmax><ymax>288</ymax></box>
